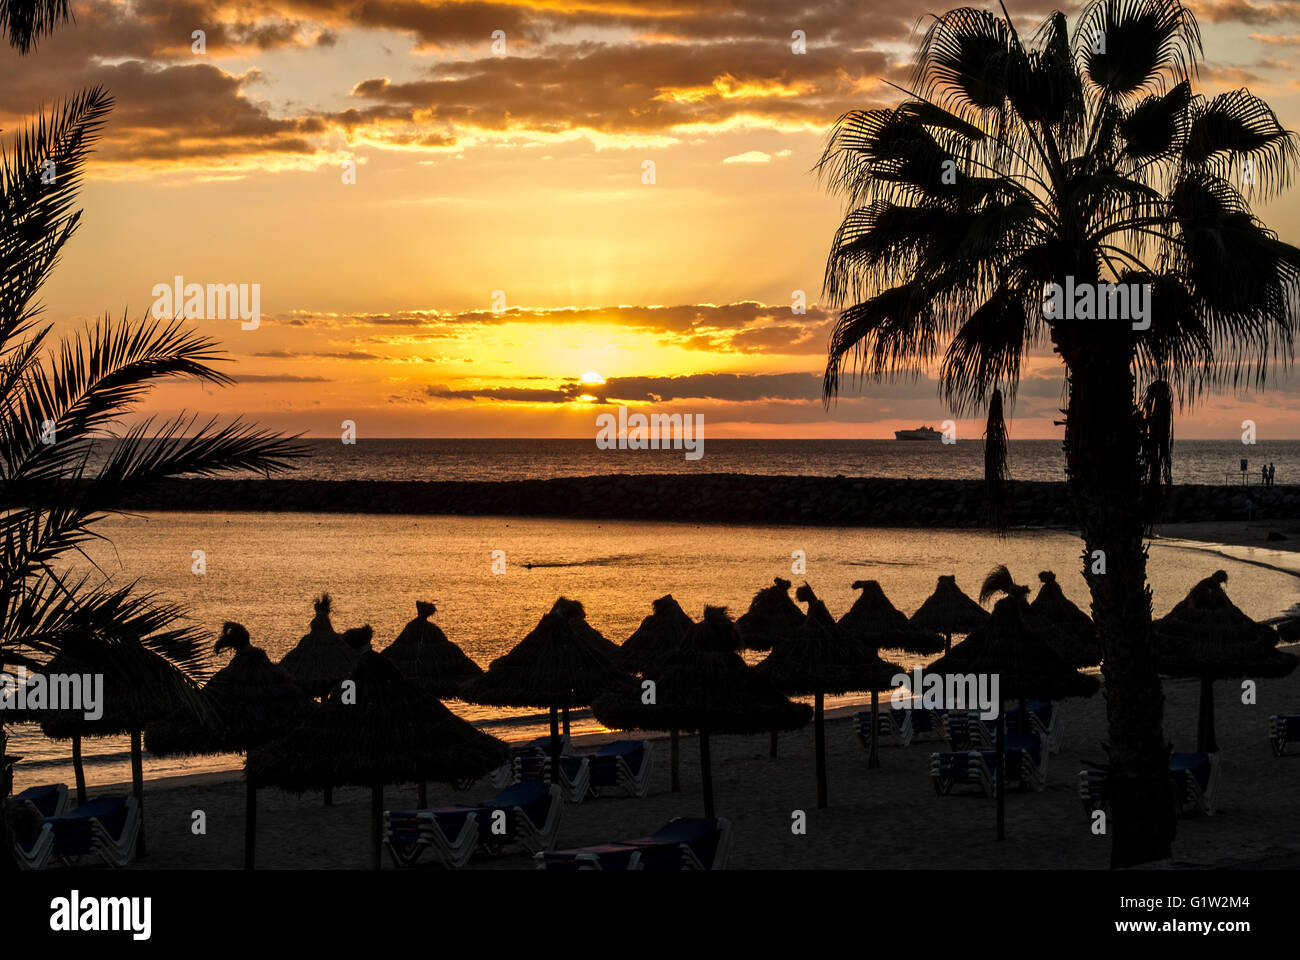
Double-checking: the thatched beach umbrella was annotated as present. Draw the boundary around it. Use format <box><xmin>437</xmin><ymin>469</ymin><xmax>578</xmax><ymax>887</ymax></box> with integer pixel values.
<box><xmin>246</xmin><ymin>652</ymin><xmax>509</xmax><ymax>869</ymax></box>
<box><xmin>615</xmin><ymin>595</ymin><xmax>695</xmax><ymax>791</ymax></box>
<box><xmin>145</xmin><ymin>623</ymin><xmax>313</xmax><ymax>869</ymax></box>
<box><xmin>909</xmin><ymin>575</ymin><xmax>990</xmax><ymax>653</ymax></box>
<box><xmin>927</xmin><ymin>595</ymin><xmax>1100</xmax><ymax>839</ymax></box>
<box><xmin>593</xmin><ymin>606</ymin><xmax>812</xmax><ymax>817</ymax></box>
<box><xmin>840</xmin><ymin>580</ymin><xmax>945</xmax><ymax>655</ymax></box>
<box><xmin>460</xmin><ymin>603</ymin><xmax>635</xmax><ymax>784</ymax></box>
<box><xmin>1155</xmin><ymin>570</ymin><xmax>1297</xmax><ymax>753</ymax></box>
<box><xmin>379</xmin><ymin>601</ymin><xmax>483</xmax><ymax>699</ymax></box>
<box><xmin>757</xmin><ymin>584</ymin><xmax>903</xmax><ymax>807</ymax></box>
<box><xmin>277</xmin><ymin>594</ymin><xmax>358</xmax><ymax>699</ymax></box>
<box><xmin>736</xmin><ymin>577</ymin><xmax>804</xmax><ymax>651</ymax></box>
<box><xmin>29</xmin><ymin>632</ymin><xmax>202</xmax><ymax>858</ymax></box>
<box><xmin>736</xmin><ymin>577</ymin><xmax>806</xmax><ymax>757</ymax></box>
<box><xmin>1030</xmin><ymin>572</ymin><xmax>1103</xmax><ymax>668</ymax></box>
<box><xmin>838</xmin><ymin>580</ymin><xmax>943</xmax><ymax>768</ymax></box>
<box><xmin>549</xmin><ymin>597</ymin><xmax>619</xmax><ymax>734</ymax></box>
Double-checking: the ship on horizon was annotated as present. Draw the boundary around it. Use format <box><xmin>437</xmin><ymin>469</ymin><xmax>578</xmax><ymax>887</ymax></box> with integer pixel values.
<box><xmin>893</xmin><ymin>425</ymin><xmax>944</xmax><ymax>441</ymax></box>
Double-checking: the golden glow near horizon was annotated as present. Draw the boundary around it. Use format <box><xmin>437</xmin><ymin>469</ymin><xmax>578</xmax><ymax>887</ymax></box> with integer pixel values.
<box><xmin>7</xmin><ymin>0</ymin><xmax>1300</xmax><ymax>438</ymax></box>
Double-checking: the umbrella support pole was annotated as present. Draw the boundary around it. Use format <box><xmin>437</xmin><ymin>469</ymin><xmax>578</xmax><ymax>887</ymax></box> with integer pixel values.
<box><xmin>550</xmin><ymin>707</ymin><xmax>562</xmax><ymax>786</ymax></box>
<box><xmin>562</xmin><ymin>706</ymin><xmax>570</xmax><ymax>738</ymax></box>
<box><xmin>418</xmin><ymin>781</ymin><xmax>428</xmax><ymax>808</ymax></box>
<box><xmin>769</xmin><ymin>731</ymin><xmax>778</xmax><ymax>759</ymax></box>
<box><xmin>72</xmin><ymin>734</ymin><xmax>87</xmax><ymax>807</ymax></box>
<box><xmin>868</xmin><ymin>690</ymin><xmax>881</xmax><ymax>770</ymax></box>
<box><xmin>700</xmin><ymin>730</ymin><xmax>715</xmax><ymax>819</ymax></box>
<box><xmin>130</xmin><ymin>729</ymin><xmax>146</xmax><ymax>860</ymax></box>
<box><xmin>244</xmin><ymin>779</ymin><xmax>256</xmax><ymax>871</ymax></box>
<box><xmin>371</xmin><ymin>784</ymin><xmax>383</xmax><ymax>871</ymax></box>
<box><xmin>815</xmin><ymin>692</ymin><xmax>827</xmax><ymax>809</ymax></box>
<box><xmin>996</xmin><ymin>712</ymin><xmax>1006</xmax><ymax>841</ymax></box>
<box><xmin>1197</xmin><ymin>679</ymin><xmax>1217</xmax><ymax>754</ymax></box>
<box><xmin>670</xmin><ymin>729</ymin><xmax>680</xmax><ymax>792</ymax></box>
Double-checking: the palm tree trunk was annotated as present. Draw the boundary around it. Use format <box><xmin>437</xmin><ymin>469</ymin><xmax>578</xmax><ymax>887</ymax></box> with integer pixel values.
<box><xmin>323</xmin><ymin>785</ymin><xmax>333</xmax><ymax>806</ymax></box>
<box><xmin>814</xmin><ymin>691</ymin><xmax>827</xmax><ymax>808</ymax></box>
<box><xmin>769</xmin><ymin>730</ymin><xmax>778</xmax><ymax>759</ymax></box>
<box><xmin>699</xmin><ymin>729</ymin><xmax>714</xmax><ymax>818</ymax></box>
<box><xmin>72</xmin><ymin>733</ymin><xmax>87</xmax><ymax>806</ymax></box>
<box><xmin>1064</xmin><ymin>351</ymin><xmax>1175</xmax><ymax>867</ymax></box>
<box><xmin>1197</xmin><ymin>678</ymin><xmax>1217</xmax><ymax>753</ymax></box>
<box><xmin>417</xmin><ymin>781</ymin><xmax>428</xmax><ymax>808</ymax></box>
<box><xmin>669</xmin><ymin>728</ymin><xmax>680</xmax><ymax>791</ymax></box>
<box><xmin>244</xmin><ymin>778</ymin><xmax>256</xmax><ymax>870</ymax></box>
<box><xmin>562</xmin><ymin>706</ymin><xmax>570</xmax><ymax>738</ymax></box>
<box><xmin>130</xmin><ymin>728</ymin><xmax>146</xmax><ymax>859</ymax></box>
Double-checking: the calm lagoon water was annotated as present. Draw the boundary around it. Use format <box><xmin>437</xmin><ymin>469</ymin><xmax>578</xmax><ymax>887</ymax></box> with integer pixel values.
<box><xmin>8</xmin><ymin>511</ymin><xmax>1298</xmax><ymax>790</ymax></box>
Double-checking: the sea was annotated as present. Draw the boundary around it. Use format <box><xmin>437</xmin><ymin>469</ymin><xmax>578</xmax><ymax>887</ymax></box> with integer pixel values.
<box><xmin>5</xmin><ymin>438</ymin><xmax>1300</xmax><ymax>791</ymax></box>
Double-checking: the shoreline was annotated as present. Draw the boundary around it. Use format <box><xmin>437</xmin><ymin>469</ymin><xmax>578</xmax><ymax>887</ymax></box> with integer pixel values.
<box><xmin>111</xmin><ymin>475</ymin><xmax>1298</xmax><ymax>528</ymax></box>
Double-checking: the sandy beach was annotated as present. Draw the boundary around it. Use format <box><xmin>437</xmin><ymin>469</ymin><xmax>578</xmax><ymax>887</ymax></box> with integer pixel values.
<box><xmin>68</xmin><ymin>638</ymin><xmax>1298</xmax><ymax>872</ymax></box>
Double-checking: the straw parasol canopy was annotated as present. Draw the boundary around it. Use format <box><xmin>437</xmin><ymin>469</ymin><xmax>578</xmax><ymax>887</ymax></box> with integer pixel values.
<box><xmin>735</xmin><ymin>577</ymin><xmax>804</xmax><ymax>651</ymax></box>
<box><xmin>909</xmin><ymin>575</ymin><xmax>990</xmax><ymax>651</ymax></box>
<box><xmin>1155</xmin><ymin>570</ymin><xmax>1297</xmax><ymax>752</ymax></box>
<box><xmin>615</xmin><ymin>595</ymin><xmax>695</xmax><ymax>673</ymax></box>
<box><xmin>460</xmin><ymin>602</ymin><xmax>635</xmax><ymax>781</ymax></box>
<box><xmin>550</xmin><ymin>596</ymin><xmax>620</xmax><ymax>659</ymax></box>
<box><xmin>379</xmin><ymin>601</ymin><xmax>483</xmax><ymax>699</ymax></box>
<box><xmin>593</xmin><ymin>606</ymin><xmax>812</xmax><ymax>817</ymax></box>
<box><xmin>146</xmin><ymin>623</ymin><xmax>312</xmax><ymax>758</ymax></box>
<box><xmin>839</xmin><ymin>580</ymin><xmax>944</xmax><ymax>655</ymax></box>
<box><xmin>246</xmin><ymin>652</ymin><xmax>510</xmax><ymax>869</ymax></box>
<box><xmin>757</xmin><ymin>584</ymin><xmax>903</xmax><ymax>806</ymax></box>
<box><xmin>926</xmin><ymin>595</ymin><xmax>1101</xmax><ymax>702</ymax></box>
<box><xmin>277</xmin><ymin>594</ymin><xmax>358</xmax><ymax>699</ymax></box>
<box><xmin>1029</xmin><ymin>572</ymin><xmax>1102</xmax><ymax>668</ymax></box>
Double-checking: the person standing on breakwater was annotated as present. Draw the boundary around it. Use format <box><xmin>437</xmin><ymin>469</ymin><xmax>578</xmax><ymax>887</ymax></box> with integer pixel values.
<box><xmin>1263</xmin><ymin>464</ymin><xmax>1269</xmax><ymax>486</ymax></box>
<box><xmin>1269</xmin><ymin>463</ymin><xmax>1276</xmax><ymax>486</ymax></box>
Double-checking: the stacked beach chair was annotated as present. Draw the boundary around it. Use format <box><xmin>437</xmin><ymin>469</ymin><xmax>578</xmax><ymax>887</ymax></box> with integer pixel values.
<box><xmin>512</xmin><ymin>739</ymin><xmax>654</xmax><ymax>801</ymax></box>
<box><xmin>535</xmin><ymin>817</ymin><xmax>731</xmax><ymax>871</ymax></box>
<box><xmin>930</xmin><ymin>731</ymin><xmax>1050</xmax><ymax>797</ymax></box>
<box><xmin>38</xmin><ymin>795</ymin><xmax>143</xmax><ymax>868</ymax></box>
<box><xmin>11</xmin><ymin>784</ymin><xmax>68</xmax><ymax>870</ymax></box>
<box><xmin>855</xmin><ymin>707</ymin><xmax>948</xmax><ymax>750</ymax></box>
<box><xmin>1078</xmin><ymin>752</ymin><xmax>1220</xmax><ymax>817</ymax></box>
<box><xmin>384</xmin><ymin>781</ymin><xmax>563</xmax><ymax>868</ymax></box>
<box><xmin>1268</xmin><ymin>714</ymin><xmax>1300</xmax><ymax>756</ymax></box>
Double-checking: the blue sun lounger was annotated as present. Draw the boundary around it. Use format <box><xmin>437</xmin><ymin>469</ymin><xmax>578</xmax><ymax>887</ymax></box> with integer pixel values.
<box><xmin>10</xmin><ymin>784</ymin><xmax>69</xmax><ymax>870</ymax></box>
<box><xmin>515</xmin><ymin>752</ymin><xmax>591</xmax><ymax>803</ymax></box>
<box><xmin>15</xmin><ymin>783</ymin><xmax>69</xmax><ymax>819</ymax></box>
<box><xmin>930</xmin><ymin>732</ymin><xmax>1049</xmax><ymax>797</ymax></box>
<box><xmin>535</xmin><ymin>817</ymin><xmax>732</xmax><ymax>871</ymax></box>
<box><xmin>386</xmin><ymin>781</ymin><xmax>563</xmax><ymax>868</ymax></box>
<box><xmin>855</xmin><ymin>707</ymin><xmax>946</xmax><ymax>749</ymax></box>
<box><xmin>1268</xmin><ymin>714</ymin><xmax>1300</xmax><ymax>756</ymax></box>
<box><xmin>584</xmin><ymin>740</ymin><xmax>654</xmax><ymax>798</ymax></box>
<box><xmin>46</xmin><ymin>796</ymin><xmax>141</xmax><ymax>868</ymax></box>
<box><xmin>1077</xmin><ymin>752</ymin><xmax>1220</xmax><ymax>818</ymax></box>
<box><xmin>1001</xmin><ymin>701</ymin><xmax>1064</xmax><ymax>753</ymax></box>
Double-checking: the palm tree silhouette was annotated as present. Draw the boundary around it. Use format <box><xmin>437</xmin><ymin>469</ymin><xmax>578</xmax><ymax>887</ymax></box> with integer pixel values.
<box><xmin>818</xmin><ymin>0</ymin><xmax>1298</xmax><ymax>867</ymax></box>
<box><xmin>1</xmin><ymin>3</ymin><xmax>304</xmax><ymax>866</ymax></box>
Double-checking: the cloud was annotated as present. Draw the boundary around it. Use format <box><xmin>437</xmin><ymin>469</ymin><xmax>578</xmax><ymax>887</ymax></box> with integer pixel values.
<box><xmin>234</xmin><ymin>373</ymin><xmax>332</xmax><ymax>382</ymax></box>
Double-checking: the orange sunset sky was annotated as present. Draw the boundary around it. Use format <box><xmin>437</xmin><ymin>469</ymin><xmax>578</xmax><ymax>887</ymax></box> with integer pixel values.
<box><xmin>5</xmin><ymin>0</ymin><xmax>1300</xmax><ymax>439</ymax></box>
